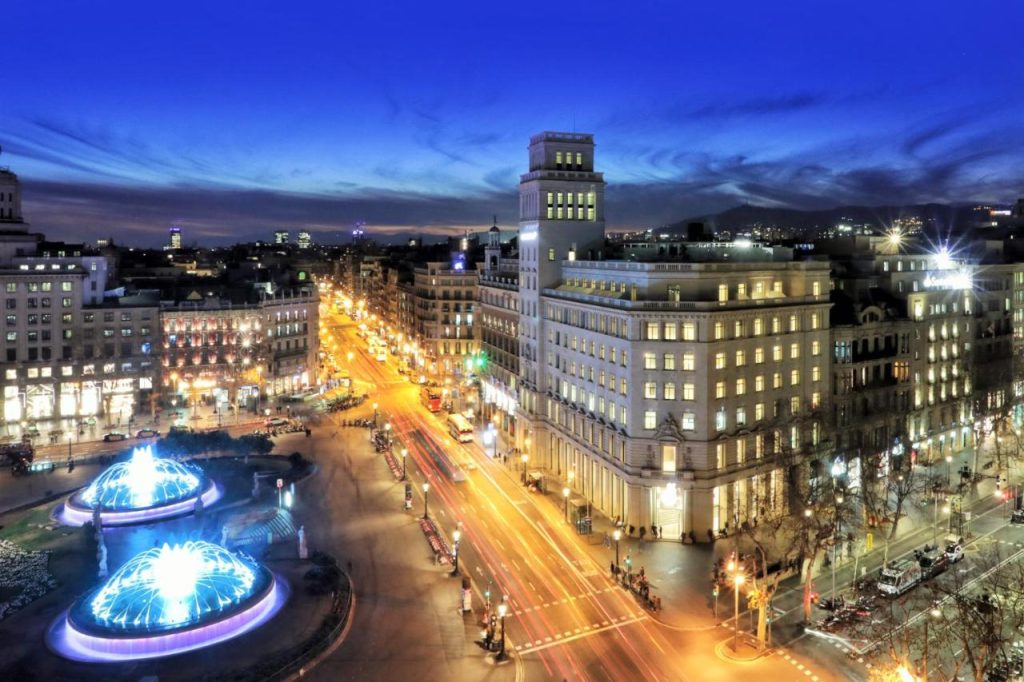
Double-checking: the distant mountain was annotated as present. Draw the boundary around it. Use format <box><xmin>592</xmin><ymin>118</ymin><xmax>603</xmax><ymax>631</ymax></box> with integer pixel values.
<box><xmin>656</xmin><ymin>202</ymin><xmax>993</xmax><ymax>237</ymax></box>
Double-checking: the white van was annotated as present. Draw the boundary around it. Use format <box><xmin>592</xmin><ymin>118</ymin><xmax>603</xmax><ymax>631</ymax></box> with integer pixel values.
<box><xmin>878</xmin><ymin>559</ymin><xmax>922</xmax><ymax>597</ymax></box>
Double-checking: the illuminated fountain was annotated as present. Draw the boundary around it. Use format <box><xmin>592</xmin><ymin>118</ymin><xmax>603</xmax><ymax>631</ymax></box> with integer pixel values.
<box><xmin>49</xmin><ymin>541</ymin><xmax>286</xmax><ymax>661</ymax></box>
<box><xmin>60</xmin><ymin>446</ymin><xmax>220</xmax><ymax>526</ymax></box>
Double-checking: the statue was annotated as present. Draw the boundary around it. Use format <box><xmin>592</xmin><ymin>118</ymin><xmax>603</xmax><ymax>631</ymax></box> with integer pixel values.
<box><xmin>298</xmin><ymin>525</ymin><xmax>308</xmax><ymax>559</ymax></box>
<box><xmin>97</xmin><ymin>535</ymin><xmax>108</xmax><ymax>578</ymax></box>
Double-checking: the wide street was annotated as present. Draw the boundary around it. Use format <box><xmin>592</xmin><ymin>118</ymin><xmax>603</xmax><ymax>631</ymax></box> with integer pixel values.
<box><xmin>310</xmin><ymin>307</ymin><xmax>840</xmax><ymax>682</ymax></box>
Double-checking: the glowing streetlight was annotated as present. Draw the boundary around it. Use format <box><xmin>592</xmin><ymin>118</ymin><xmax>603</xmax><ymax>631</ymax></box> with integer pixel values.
<box><xmin>732</xmin><ymin>572</ymin><xmax>745</xmax><ymax>651</ymax></box>
<box><xmin>422</xmin><ymin>482</ymin><xmax>430</xmax><ymax>520</ymax></box>
<box><xmin>401</xmin><ymin>448</ymin><xmax>408</xmax><ymax>480</ymax></box>
<box><xmin>612</xmin><ymin>529</ymin><xmax>621</xmax><ymax>571</ymax></box>
<box><xmin>520</xmin><ymin>453</ymin><xmax>529</xmax><ymax>484</ymax></box>
<box><xmin>562</xmin><ymin>487</ymin><xmax>570</xmax><ymax>522</ymax></box>
<box><xmin>451</xmin><ymin>529</ymin><xmax>462</xmax><ymax>576</ymax></box>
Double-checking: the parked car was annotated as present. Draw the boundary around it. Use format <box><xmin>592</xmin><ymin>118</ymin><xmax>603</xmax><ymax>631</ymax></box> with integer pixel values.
<box><xmin>915</xmin><ymin>545</ymin><xmax>949</xmax><ymax>580</ymax></box>
<box><xmin>103</xmin><ymin>432</ymin><xmax>128</xmax><ymax>442</ymax></box>
<box><xmin>264</xmin><ymin>417</ymin><xmax>289</xmax><ymax>428</ymax></box>
<box><xmin>168</xmin><ymin>425</ymin><xmax>192</xmax><ymax>435</ymax></box>
<box><xmin>878</xmin><ymin>559</ymin><xmax>922</xmax><ymax>596</ymax></box>
<box><xmin>945</xmin><ymin>542</ymin><xmax>965</xmax><ymax>564</ymax></box>
<box><xmin>136</xmin><ymin>428</ymin><xmax>159</xmax><ymax>439</ymax></box>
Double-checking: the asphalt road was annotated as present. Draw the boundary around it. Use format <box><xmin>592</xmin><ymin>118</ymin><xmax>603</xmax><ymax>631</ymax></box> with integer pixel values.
<box><xmin>313</xmin><ymin>308</ymin><xmax>840</xmax><ymax>682</ymax></box>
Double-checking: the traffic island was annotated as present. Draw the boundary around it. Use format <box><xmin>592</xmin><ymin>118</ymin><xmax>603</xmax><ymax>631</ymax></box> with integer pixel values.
<box><xmin>715</xmin><ymin>633</ymin><xmax>772</xmax><ymax>663</ymax></box>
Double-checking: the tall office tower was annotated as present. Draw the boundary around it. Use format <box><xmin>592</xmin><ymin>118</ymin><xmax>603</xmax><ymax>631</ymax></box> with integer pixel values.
<box><xmin>168</xmin><ymin>226</ymin><xmax>182</xmax><ymax>250</ymax></box>
<box><xmin>516</xmin><ymin>132</ymin><xmax>606</xmax><ymax>456</ymax></box>
<box><xmin>0</xmin><ymin>167</ymin><xmax>24</xmax><ymax>223</ymax></box>
<box><xmin>297</xmin><ymin>231</ymin><xmax>312</xmax><ymax>249</ymax></box>
<box><xmin>274</xmin><ymin>230</ymin><xmax>290</xmax><ymax>245</ymax></box>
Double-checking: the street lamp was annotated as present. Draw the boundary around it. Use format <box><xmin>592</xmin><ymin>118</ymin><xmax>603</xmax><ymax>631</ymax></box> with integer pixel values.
<box><xmin>423</xmin><ymin>482</ymin><xmax>430</xmax><ymax>520</ymax></box>
<box><xmin>451</xmin><ymin>529</ymin><xmax>461</xmax><ymax>576</ymax></box>
<box><xmin>562</xmin><ymin>487</ymin><xmax>570</xmax><ymax>523</ymax></box>
<box><xmin>384</xmin><ymin>422</ymin><xmax>392</xmax><ymax>448</ymax></box>
<box><xmin>733</xmin><ymin>573</ymin><xmax>745</xmax><ymax>651</ymax></box>
<box><xmin>401</xmin><ymin>448</ymin><xmax>408</xmax><ymax>480</ymax></box>
<box><xmin>832</xmin><ymin>490</ymin><xmax>844</xmax><ymax>605</ymax></box>
<box><xmin>496</xmin><ymin>600</ymin><xmax>509</xmax><ymax>662</ymax></box>
<box><xmin>521</xmin><ymin>453</ymin><xmax>529</xmax><ymax>484</ymax></box>
<box><xmin>945</xmin><ymin>454</ymin><xmax>953</xmax><ymax>488</ymax></box>
<box><xmin>372</xmin><ymin>402</ymin><xmax>379</xmax><ymax>428</ymax></box>
<box><xmin>613</xmin><ymin>529</ymin><xmax>621</xmax><ymax>573</ymax></box>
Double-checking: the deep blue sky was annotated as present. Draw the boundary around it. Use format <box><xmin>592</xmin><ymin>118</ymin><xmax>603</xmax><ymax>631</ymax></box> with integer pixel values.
<box><xmin>3</xmin><ymin>1</ymin><xmax>1023</xmax><ymax>245</ymax></box>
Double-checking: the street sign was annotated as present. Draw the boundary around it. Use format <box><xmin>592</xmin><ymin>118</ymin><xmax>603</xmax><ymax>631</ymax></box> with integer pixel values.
<box><xmin>866</xmin><ymin>532</ymin><xmax>874</xmax><ymax>552</ymax></box>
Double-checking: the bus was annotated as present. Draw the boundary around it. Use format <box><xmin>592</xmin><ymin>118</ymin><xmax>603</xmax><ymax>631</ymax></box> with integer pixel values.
<box><xmin>420</xmin><ymin>386</ymin><xmax>442</xmax><ymax>413</ymax></box>
<box><xmin>447</xmin><ymin>414</ymin><xmax>474</xmax><ymax>443</ymax></box>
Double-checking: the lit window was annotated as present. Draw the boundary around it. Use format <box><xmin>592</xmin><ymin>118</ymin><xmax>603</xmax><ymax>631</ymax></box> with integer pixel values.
<box><xmin>773</xmin><ymin>372</ymin><xmax>782</xmax><ymax>389</ymax></box>
<box><xmin>682</xmin><ymin>353</ymin><xmax>695</xmax><ymax>371</ymax></box>
<box><xmin>811</xmin><ymin>366</ymin><xmax>821</xmax><ymax>382</ymax></box>
<box><xmin>682</xmin><ymin>323</ymin><xmax>696</xmax><ymax>341</ymax></box>
<box><xmin>811</xmin><ymin>340</ymin><xmax>821</xmax><ymax>356</ymax></box>
<box><xmin>682</xmin><ymin>383</ymin><xmax>695</xmax><ymax>400</ymax></box>
<box><xmin>790</xmin><ymin>369</ymin><xmax>800</xmax><ymax>385</ymax></box>
<box><xmin>754</xmin><ymin>347</ymin><xmax>764</xmax><ymax>364</ymax></box>
<box><xmin>735</xmin><ymin>350</ymin><xmax>746</xmax><ymax>366</ymax></box>
<box><xmin>644</xmin><ymin>411</ymin><xmax>657</xmax><ymax>430</ymax></box>
<box><xmin>715</xmin><ymin>381</ymin><xmax>726</xmax><ymax>399</ymax></box>
<box><xmin>718</xmin><ymin>284</ymin><xmax>728</xmax><ymax>303</ymax></box>
<box><xmin>663</xmin><ymin>353</ymin><xmax>675</xmax><ymax>370</ymax></box>
<box><xmin>812</xmin><ymin>281</ymin><xmax>821</xmax><ymax>296</ymax></box>
<box><xmin>772</xmin><ymin>345</ymin><xmax>782</xmax><ymax>362</ymax></box>
<box><xmin>789</xmin><ymin>315</ymin><xmax>799</xmax><ymax>332</ymax></box>
<box><xmin>644</xmin><ymin>382</ymin><xmax>657</xmax><ymax>399</ymax></box>
<box><xmin>754</xmin><ymin>403</ymin><xmax>765</xmax><ymax>421</ymax></box>
<box><xmin>681</xmin><ymin>412</ymin><xmax>695</xmax><ymax>431</ymax></box>
<box><xmin>735</xmin><ymin>378</ymin><xmax>746</xmax><ymax>396</ymax></box>
<box><xmin>663</xmin><ymin>383</ymin><xmax>676</xmax><ymax>400</ymax></box>
<box><xmin>753</xmin><ymin>318</ymin><xmax>763</xmax><ymax>336</ymax></box>
<box><xmin>790</xmin><ymin>396</ymin><xmax>801</xmax><ymax>413</ymax></box>
<box><xmin>810</xmin><ymin>312</ymin><xmax>820</xmax><ymax>329</ymax></box>
<box><xmin>714</xmin><ymin>321</ymin><xmax>724</xmax><ymax>340</ymax></box>
<box><xmin>646</xmin><ymin>322</ymin><xmax>660</xmax><ymax>340</ymax></box>
<box><xmin>716</xmin><ymin>443</ymin><xmax>726</xmax><ymax>468</ymax></box>
<box><xmin>715</xmin><ymin>352</ymin><xmax>726</xmax><ymax>369</ymax></box>
<box><xmin>715</xmin><ymin>409</ymin><xmax>727</xmax><ymax>431</ymax></box>
<box><xmin>644</xmin><ymin>352</ymin><xmax>656</xmax><ymax>369</ymax></box>
<box><xmin>755</xmin><ymin>375</ymin><xmax>764</xmax><ymax>392</ymax></box>
<box><xmin>664</xmin><ymin>323</ymin><xmax>677</xmax><ymax>340</ymax></box>
<box><xmin>790</xmin><ymin>343</ymin><xmax>799</xmax><ymax>359</ymax></box>
<box><xmin>736</xmin><ymin>408</ymin><xmax>747</xmax><ymax>426</ymax></box>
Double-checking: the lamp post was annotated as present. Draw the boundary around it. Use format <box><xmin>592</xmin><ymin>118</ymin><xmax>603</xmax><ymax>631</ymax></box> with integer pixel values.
<box><xmin>496</xmin><ymin>600</ymin><xmax>509</xmax><ymax>662</ymax></box>
<box><xmin>401</xmin><ymin>448</ymin><xmax>408</xmax><ymax>480</ymax></box>
<box><xmin>372</xmin><ymin>402</ymin><xmax>379</xmax><ymax>428</ymax></box>
<box><xmin>451</xmin><ymin>529</ymin><xmax>461</xmax><ymax>576</ymax></box>
<box><xmin>945</xmin><ymin>454</ymin><xmax>953</xmax><ymax>489</ymax></box>
<box><xmin>423</xmin><ymin>482</ymin><xmax>430</xmax><ymax>520</ymax></box>
<box><xmin>733</xmin><ymin>573</ymin><xmax>745</xmax><ymax>651</ymax></box>
<box><xmin>832</xmin><ymin>490</ymin><xmax>844</xmax><ymax>604</ymax></box>
<box><xmin>384</xmin><ymin>422</ymin><xmax>392</xmax><ymax>448</ymax></box>
<box><xmin>613</xmin><ymin>529</ymin><xmax>621</xmax><ymax>572</ymax></box>
<box><xmin>521</xmin><ymin>453</ymin><xmax>529</xmax><ymax>484</ymax></box>
<box><xmin>562</xmin><ymin>487</ymin><xmax>570</xmax><ymax>523</ymax></box>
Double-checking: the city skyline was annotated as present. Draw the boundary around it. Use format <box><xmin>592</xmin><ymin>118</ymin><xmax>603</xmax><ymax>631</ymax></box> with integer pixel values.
<box><xmin>3</xmin><ymin>1</ymin><xmax>1024</xmax><ymax>246</ymax></box>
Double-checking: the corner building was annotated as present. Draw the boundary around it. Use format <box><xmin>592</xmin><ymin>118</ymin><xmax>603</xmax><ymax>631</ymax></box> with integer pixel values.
<box><xmin>517</xmin><ymin>132</ymin><xmax>832</xmax><ymax>539</ymax></box>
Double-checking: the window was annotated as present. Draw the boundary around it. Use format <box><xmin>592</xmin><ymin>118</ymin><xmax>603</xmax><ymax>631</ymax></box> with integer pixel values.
<box><xmin>663</xmin><ymin>383</ymin><xmax>676</xmax><ymax>400</ymax></box>
<box><xmin>754</xmin><ymin>347</ymin><xmax>764</xmax><ymax>364</ymax></box>
<box><xmin>773</xmin><ymin>372</ymin><xmax>782</xmax><ymax>389</ymax></box>
<box><xmin>735</xmin><ymin>349</ymin><xmax>746</xmax><ymax>366</ymax></box>
<box><xmin>644</xmin><ymin>411</ymin><xmax>657</xmax><ymax>430</ymax></box>
<box><xmin>734</xmin><ymin>320</ymin><xmax>744</xmax><ymax>338</ymax></box>
<box><xmin>790</xmin><ymin>343</ymin><xmax>800</xmax><ymax>359</ymax></box>
<box><xmin>715</xmin><ymin>409</ymin><xmax>727</xmax><ymax>431</ymax></box>
<box><xmin>811</xmin><ymin>366</ymin><xmax>821</xmax><ymax>382</ymax></box>
<box><xmin>646</xmin><ymin>322</ymin><xmax>660</xmax><ymax>340</ymax></box>
<box><xmin>662</xmin><ymin>445</ymin><xmax>677</xmax><ymax>473</ymax></box>
<box><xmin>790</xmin><ymin>369</ymin><xmax>800</xmax><ymax>385</ymax></box>
<box><xmin>810</xmin><ymin>312</ymin><xmax>820</xmax><ymax>329</ymax></box>
<box><xmin>4</xmin><ymin>283</ymin><xmax>13</xmax><ymax>293</ymax></box>
<box><xmin>755</xmin><ymin>375</ymin><xmax>764</xmax><ymax>392</ymax></box>
<box><xmin>62</xmin><ymin>297</ymin><xmax>72</xmax><ymax>308</ymax></box>
<box><xmin>644</xmin><ymin>382</ymin><xmax>657</xmax><ymax>399</ymax></box>
<box><xmin>715</xmin><ymin>381</ymin><xmax>726</xmax><ymax>399</ymax></box>
<box><xmin>811</xmin><ymin>340</ymin><xmax>821</xmax><ymax>356</ymax></box>
<box><xmin>682</xmin><ymin>323</ymin><xmax>696</xmax><ymax>341</ymax></box>
<box><xmin>620</xmin><ymin>378</ymin><xmax>628</xmax><ymax>395</ymax></box>
<box><xmin>548</xmin><ymin>247</ymin><xmax>556</xmax><ymax>261</ymax></box>
<box><xmin>714</xmin><ymin>321</ymin><xmax>724</xmax><ymax>340</ymax></box>
<box><xmin>790</xmin><ymin>396</ymin><xmax>801</xmax><ymax>414</ymax></box>
<box><xmin>682</xmin><ymin>383</ymin><xmax>695</xmax><ymax>400</ymax></box>
<box><xmin>789</xmin><ymin>314</ymin><xmax>799</xmax><ymax>332</ymax></box>
<box><xmin>736</xmin><ymin>407</ymin><xmax>747</xmax><ymax>427</ymax></box>
<box><xmin>772</xmin><ymin>345</ymin><xmax>782</xmax><ymax>362</ymax></box>
<box><xmin>771</xmin><ymin>316</ymin><xmax>781</xmax><ymax>334</ymax></box>
<box><xmin>664</xmin><ymin>323</ymin><xmax>677</xmax><ymax>340</ymax></box>
<box><xmin>5</xmin><ymin>331</ymin><xmax>15</xmax><ymax>342</ymax></box>
<box><xmin>663</xmin><ymin>353</ymin><xmax>675</xmax><ymax>370</ymax></box>
<box><xmin>681</xmin><ymin>412</ymin><xmax>695</xmax><ymax>431</ymax></box>
<box><xmin>61</xmin><ymin>366</ymin><xmax>72</xmax><ymax>376</ymax></box>
<box><xmin>716</xmin><ymin>443</ymin><xmax>726</xmax><ymax>468</ymax></box>
<box><xmin>812</xmin><ymin>281</ymin><xmax>821</xmax><ymax>296</ymax></box>
<box><xmin>811</xmin><ymin>391</ymin><xmax>821</xmax><ymax>409</ymax></box>
<box><xmin>735</xmin><ymin>378</ymin><xmax>746</xmax><ymax>396</ymax></box>
<box><xmin>718</xmin><ymin>284</ymin><xmax>729</xmax><ymax>302</ymax></box>
<box><xmin>753</xmin><ymin>318</ymin><xmax>763</xmax><ymax>336</ymax></box>
<box><xmin>714</xmin><ymin>352</ymin><xmax>726</xmax><ymax>369</ymax></box>
<box><xmin>3</xmin><ymin>369</ymin><xmax>14</xmax><ymax>379</ymax></box>
<box><xmin>755</xmin><ymin>403</ymin><xmax>765</xmax><ymax>421</ymax></box>
<box><xmin>643</xmin><ymin>352</ymin><xmax>656</xmax><ymax>369</ymax></box>
<box><xmin>61</xmin><ymin>282</ymin><xmax>72</xmax><ymax>292</ymax></box>
<box><xmin>682</xmin><ymin>353</ymin><xmax>695</xmax><ymax>371</ymax></box>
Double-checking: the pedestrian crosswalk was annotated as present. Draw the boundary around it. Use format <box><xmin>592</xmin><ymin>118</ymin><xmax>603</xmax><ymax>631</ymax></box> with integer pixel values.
<box><xmin>511</xmin><ymin>586</ymin><xmax>621</xmax><ymax>616</ymax></box>
<box><xmin>512</xmin><ymin>614</ymin><xmax>647</xmax><ymax>653</ymax></box>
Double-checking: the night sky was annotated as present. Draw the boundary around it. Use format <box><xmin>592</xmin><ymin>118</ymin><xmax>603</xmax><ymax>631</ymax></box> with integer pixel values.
<box><xmin>3</xmin><ymin>1</ymin><xmax>1023</xmax><ymax>246</ymax></box>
